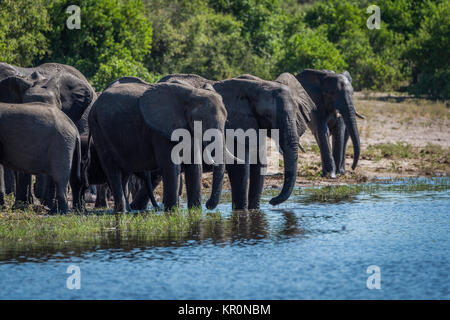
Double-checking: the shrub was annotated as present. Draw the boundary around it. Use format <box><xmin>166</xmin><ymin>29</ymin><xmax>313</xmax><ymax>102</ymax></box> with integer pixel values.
<box><xmin>406</xmin><ymin>1</ymin><xmax>450</xmax><ymax>99</ymax></box>
<box><xmin>0</xmin><ymin>0</ymin><xmax>51</xmax><ymax>66</ymax></box>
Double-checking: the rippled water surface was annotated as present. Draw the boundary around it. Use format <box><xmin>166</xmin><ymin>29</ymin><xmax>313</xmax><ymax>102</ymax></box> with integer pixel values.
<box><xmin>0</xmin><ymin>178</ymin><xmax>449</xmax><ymax>299</ymax></box>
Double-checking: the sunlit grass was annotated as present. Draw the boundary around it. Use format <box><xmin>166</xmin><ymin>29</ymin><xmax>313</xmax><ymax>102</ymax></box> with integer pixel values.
<box><xmin>0</xmin><ymin>206</ymin><xmax>210</xmax><ymax>246</ymax></box>
<box><xmin>264</xmin><ymin>177</ymin><xmax>450</xmax><ymax>203</ymax></box>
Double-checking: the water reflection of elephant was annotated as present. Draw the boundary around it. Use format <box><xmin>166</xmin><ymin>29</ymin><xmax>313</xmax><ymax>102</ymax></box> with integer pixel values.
<box><xmin>198</xmin><ymin>209</ymin><xmax>306</xmax><ymax>243</ymax></box>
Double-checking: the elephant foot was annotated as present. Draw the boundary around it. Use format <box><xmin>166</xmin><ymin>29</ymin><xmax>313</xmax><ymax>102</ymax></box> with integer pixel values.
<box><xmin>49</xmin><ymin>207</ymin><xmax>69</xmax><ymax>215</ymax></box>
<box><xmin>321</xmin><ymin>172</ymin><xmax>337</xmax><ymax>179</ymax></box>
<box><xmin>84</xmin><ymin>192</ymin><xmax>96</xmax><ymax>203</ymax></box>
<box><xmin>94</xmin><ymin>199</ymin><xmax>109</xmax><ymax>208</ymax></box>
<box><xmin>336</xmin><ymin>169</ymin><xmax>346</xmax><ymax>176</ymax></box>
<box><xmin>130</xmin><ymin>200</ymin><xmax>149</xmax><ymax>211</ymax></box>
<box><xmin>12</xmin><ymin>201</ymin><xmax>32</xmax><ymax>210</ymax></box>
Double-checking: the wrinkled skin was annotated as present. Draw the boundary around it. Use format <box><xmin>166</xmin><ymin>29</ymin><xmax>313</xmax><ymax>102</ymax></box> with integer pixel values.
<box><xmin>273</xmin><ymin>73</ymin><xmax>317</xmax><ymax>150</ymax></box>
<box><xmin>0</xmin><ymin>103</ymin><xmax>81</xmax><ymax>213</ymax></box>
<box><xmin>0</xmin><ymin>62</ymin><xmax>96</xmax><ymax>207</ymax></box>
<box><xmin>296</xmin><ymin>69</ymin><xmax>361</xmax><ymax>178</ymax></box>
<box><xmin>157</xmin><ymin>74</ymin><xmax>299</xmax><ymax>210</ymax></box>
<box><xmin>89</xmin><ymin>78</ymin><xmax>227</xmax><ymax>212</ymax></box>
<box><xmin>72</xmin><ymin>134</ymin><xmax>159</xmax><ymax>211</ymax></box>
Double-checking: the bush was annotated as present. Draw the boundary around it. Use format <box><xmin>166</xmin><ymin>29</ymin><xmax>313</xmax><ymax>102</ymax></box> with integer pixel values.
<box><xmin>406</xmin><ymin>1</ymin><xmax>450</xmax><ymax>99</ymax></box>
<box><xmin>278</xmin><ymin>25</ymin><xmax>347</xmax><ymax>75</ymax></box>
<box><xmin>92</xmin><ymin>56</ymin><xmax>160</xmax><ymax>92</ymax></box>
<box><xmin>0</xmin><ymin>0</ymin><xmax>51</xmax><ymax>66</ymax></box>
<box><xmin>45</xmin><ymin>0</ymin><xmax>152</xmax><ymax>79</ymax></box>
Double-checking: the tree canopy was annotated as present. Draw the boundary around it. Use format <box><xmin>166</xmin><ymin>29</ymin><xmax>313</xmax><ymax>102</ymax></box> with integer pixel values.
<box><xmin>0</xmin><ymin>0</ymin><xmax>447</xmax><ymax>99</ymax></box>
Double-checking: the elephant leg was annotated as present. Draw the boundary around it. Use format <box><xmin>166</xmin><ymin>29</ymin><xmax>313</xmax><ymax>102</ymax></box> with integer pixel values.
<box><xmin>0</xmin><ymin>165</ymin><xmax>5</xmax><ymax>207</ymax></box>
<box><xmin>70</xmin><ymin>172</ymin><xmax>84</xmax><ymax>212</ymax></box>
<box><xmin>121</xmin><ymin>173</ymin><xmax>131</xmax><ymax>212</ymax></box>
<box><xmin>100</xmin><ymin>156</ymin><xmax>127</xmax><ymax>212</ymax></box>
<box><xmin>4</xmin><ymin>168</ymin><xmax>15</xmax><ymax>195</ymax></box>
<box><xmin>94</xmin><ymin>184</ymin><xmax>109</xmax><ymax>208</ymax></box>
<box><xmin>52</xmin><ymin>176</ymin><xmax>70</xmax><ymax>214</ymax></box>
<box><xmin>184</xmin><ymin>164</ymin><xmax>202</xmax><ymax>209</ymax></box>
<box><xmin>154</xmin><ymin>140</ymin><xmax>180</xmax><ymax>211</ymax></box>
<box><xmin>13</xmin><ymin>172</ymin><xmax>34</xmax><ymax>208</ymax></box>
<box><xmin>160</xmin><ymin>164</ymin><xmax>180</xmax><ymax>211</ymax></box>
<box><xmin>330</xmin><ymin>116</ymin><xmax>346</xmax><ymax>175</ymax></box>
<box><xmin>226</xmin><ymin>163</ymin><xmax>249</xmax><ymax>210</ymax></box>
<box><xmin>42</xmin><ymin>177</ymin><xmax>56</xmax><ymax>209</ymax></box>
<box><xmin>316</xmin><ymin>122</ymin><xmax>336</xmax><ymax>178</ymax></box>
<box><xmin>106</xmin><ymin>169</ymin><xmax>127</xmax><ymax>213</ymax></box>
<box><xmin>130</xmin><ymin>171</ymin><xmax>162</xmax><ymax>210</ymax></box>
<box><xmin>248</xmin><ymin>163</ymin><xmax>266</xmax><ymax>210</ymax></box>
<box><xmin>34</xmin><ymin>174</ymin><xmax>47</xmax><ymax>201</ymax></box>
<box><xmin>340</xmin><ymin>129</ymin><xmax>350</xmax><ymax>174</ymax></box>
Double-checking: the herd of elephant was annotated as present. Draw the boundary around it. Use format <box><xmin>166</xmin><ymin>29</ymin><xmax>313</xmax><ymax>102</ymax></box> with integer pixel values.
<box><xmin>0</xmin><ymin>62</ymin><xmax>362</xmax><ymax>214</ymax></box>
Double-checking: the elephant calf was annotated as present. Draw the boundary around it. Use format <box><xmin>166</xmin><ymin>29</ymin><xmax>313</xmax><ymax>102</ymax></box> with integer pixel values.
<box><xmin>0</xmin><ymin>102</ymin><xmax>81</xmax><ymax>213</ymax></box>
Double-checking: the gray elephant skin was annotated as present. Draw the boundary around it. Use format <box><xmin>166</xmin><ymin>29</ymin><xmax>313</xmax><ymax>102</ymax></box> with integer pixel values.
<box><xmin>295</xmin><ymin>69</ymin><xmax>361</xmax><ymax>178</ymax></box>
<box><xmin>158</xmin><ymin>74</ymin><xmax>300</xmax><ymax>210</ymax></box>
<box><xmin>0</xmin><ymin>62</ymin><xmax>96</xmax><ymax>207</ymax></box>
<box><xmin>89</xmin><ymin>77</ymin><xmax>228</xmax><ymax>212</ymax></box>
<box><xmin>0</xmin><ymin>102</ymin><xmax>81</xmax><ymax>213</ymax></box>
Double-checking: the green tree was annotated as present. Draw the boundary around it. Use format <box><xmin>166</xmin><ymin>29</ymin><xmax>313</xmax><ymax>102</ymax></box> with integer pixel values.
<box><xmin>0</xmin><ymin>0</ymin><xmax>51</xmax><ymax>66</ymax></box>
<box><xmin>406</xmin><ymin>1</ymin><xmax>450</xmax><ymax>99</ymax></box>
<box><xmin>279</xmin><ymin>25</ymin><xmax>347</xmax><ymax>75</ymax></box>
<box><xmin>45</xmin><ymin>0</ymin><xmax>152</xmax><ymax>79</ymax></box>
<box><xmin>92</xmin><ymin>55</ymin><xmax>160</xmax><ymax>91</ymax></box>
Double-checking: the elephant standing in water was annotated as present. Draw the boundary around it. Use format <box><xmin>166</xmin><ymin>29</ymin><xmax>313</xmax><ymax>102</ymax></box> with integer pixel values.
<box><xmin>0</xmin><ymin>103</ymin><xmax>81</xmax><ymax>213</ymax></box>
<box><xmin>295</xmin><ymin>69</ymin><xmax>362</xmax><ymax>177</ymax></box>
<box><xmin>0</xmin><ymin>62</ymin><xmax>96</xmax><ymax>207</ymax></box>
<box><xmin>156</xmin><ymin>74</ymin><xmax>300</xmax><ymax>210</ymax></box>
<box><xmin>88</xmin><ymin>78</ymin><xmax>228</xmax><ymax>212</ymax></box>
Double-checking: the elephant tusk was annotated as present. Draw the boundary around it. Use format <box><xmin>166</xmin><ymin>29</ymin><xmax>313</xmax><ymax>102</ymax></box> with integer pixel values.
<box><xmin>277</xmin><ymin>144</ymin><xmax>284</xmax><ymax>156</ymax></box>
<box><xmin>356</xmin><ymin>111</ymin><xmax>366</xmax><ymax>119</ymax></box>
<box><xmin>225</xmin><ymin>147</ymin><xmax>245</xmax><ymax>164</ymax></box>
<box><xmin>298</xmin><ymin>141</ymin><xmax>306</xmax><ymax>153</ymax></box>
<box><xmin>205</xmin><ymin>148</ymin><xmax>218</xmax><ymax>166</ymax></box>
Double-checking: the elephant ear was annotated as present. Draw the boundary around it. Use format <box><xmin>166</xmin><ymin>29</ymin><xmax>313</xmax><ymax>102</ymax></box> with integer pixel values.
<box><xmin>296</xmin><ymin>69</ymin><xmax>326</xmax><ymax>108</ymax></box>
<box><xmin>139</xmin><ymin>83</ymin><xmax>191</xmax><ymax>139</ymax></box>
<box><xmin>57</xmin><ymin>73</ymin><xmax>95</xmax><ymax>123</ymax></box>
<box><xmin>340</xmin><ymin>70</ymin><xmax>353</xmax><ymax>84</ymax></box>
<box><xmin>275</xmin><ymin>72</ymin><xmax>315</xmax><ymax>129</ymax></box>
<box><xmin>0</xmin><ymin>63</ymin><xmax>20</xmax><ymax>80</ymax></box>
<box><xmin>0</xmin><ymin>76</ymin><xmax>33</xmax><ymax>103</ymax></box>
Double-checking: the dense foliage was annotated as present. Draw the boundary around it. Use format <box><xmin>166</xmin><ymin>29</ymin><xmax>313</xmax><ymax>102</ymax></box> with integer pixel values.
<box><xmin>0</xmin><ymin>0</ymin><xmax>448</xmax><ymax>99</ymax></box>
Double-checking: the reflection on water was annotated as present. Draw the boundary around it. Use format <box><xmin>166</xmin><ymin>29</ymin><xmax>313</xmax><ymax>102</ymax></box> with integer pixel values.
<box><xmin>0</xmin><ymin>178</ymin><xmax>449</xmax><ymax>299</ymax></box>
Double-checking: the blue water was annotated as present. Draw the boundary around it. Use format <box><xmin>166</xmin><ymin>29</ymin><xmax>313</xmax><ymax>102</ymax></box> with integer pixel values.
<box><xmin>0</xmin><ymin>179</ymin><xmax>449</xmax><ymax>299</ymax></box>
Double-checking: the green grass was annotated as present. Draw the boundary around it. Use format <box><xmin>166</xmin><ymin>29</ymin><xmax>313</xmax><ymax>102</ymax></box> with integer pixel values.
<box><xmin>0</xmin><ymin>203</ymin><xmax>217</xmax><ymax>247</ymax></box>
<box><xmin>1</xmin><ymin>178</ymin><xmax>449</xmax><ymax>254</ymax></box>
<box><xmin>265</xmin><ymin>177</ymin><xmax>450</xmax><ymax>203</ymax></box>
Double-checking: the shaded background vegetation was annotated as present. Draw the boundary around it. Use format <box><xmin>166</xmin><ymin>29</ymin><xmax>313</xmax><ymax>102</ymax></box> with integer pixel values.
<box><xmin>0</xmin><ymin>0</ymin><xmax>448</xmax><ymax>99</ymax></box>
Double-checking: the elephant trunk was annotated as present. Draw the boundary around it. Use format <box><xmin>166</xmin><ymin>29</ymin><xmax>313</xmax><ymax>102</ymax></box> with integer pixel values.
<box><xmin>269</xmin><ymin>111</ymin><xmax>298</xmax><ymax>206</ymax></box>
<box><xmin>339</xmin><ymin>101</ymin><xmax>360</xmax><ymax>170</ymax></box>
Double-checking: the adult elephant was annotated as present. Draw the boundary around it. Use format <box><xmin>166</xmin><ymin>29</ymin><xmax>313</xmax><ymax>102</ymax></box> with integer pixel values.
<box><xmin>89</xmin><ymin>78</ymin><xmax>228</xmax><ymax>212</ymax></box>
<box><xmin>0</xmin><ymin>62</ymin><xmax>96</xmax><ymax>207</ymax></box>
<box><xmin>0</xmin><ymin>102</ymin><xmax>81</xmax><ymax>213</ymax></box>
<box><xmin>295</xmin><ymin>69</ymin><xmax>362</xmax><ymax>178</ymax></box>
<box><xmin>159</xmin><ymin>74</ymin><xmax>299</xmax><ymax>210</ymax></box>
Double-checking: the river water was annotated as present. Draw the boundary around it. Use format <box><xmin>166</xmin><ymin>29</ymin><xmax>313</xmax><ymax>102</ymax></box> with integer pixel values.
<box><xmin>0</xmin><ymin>178</ymin><xmax>449</xmax><ymax>299</ymax></box>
